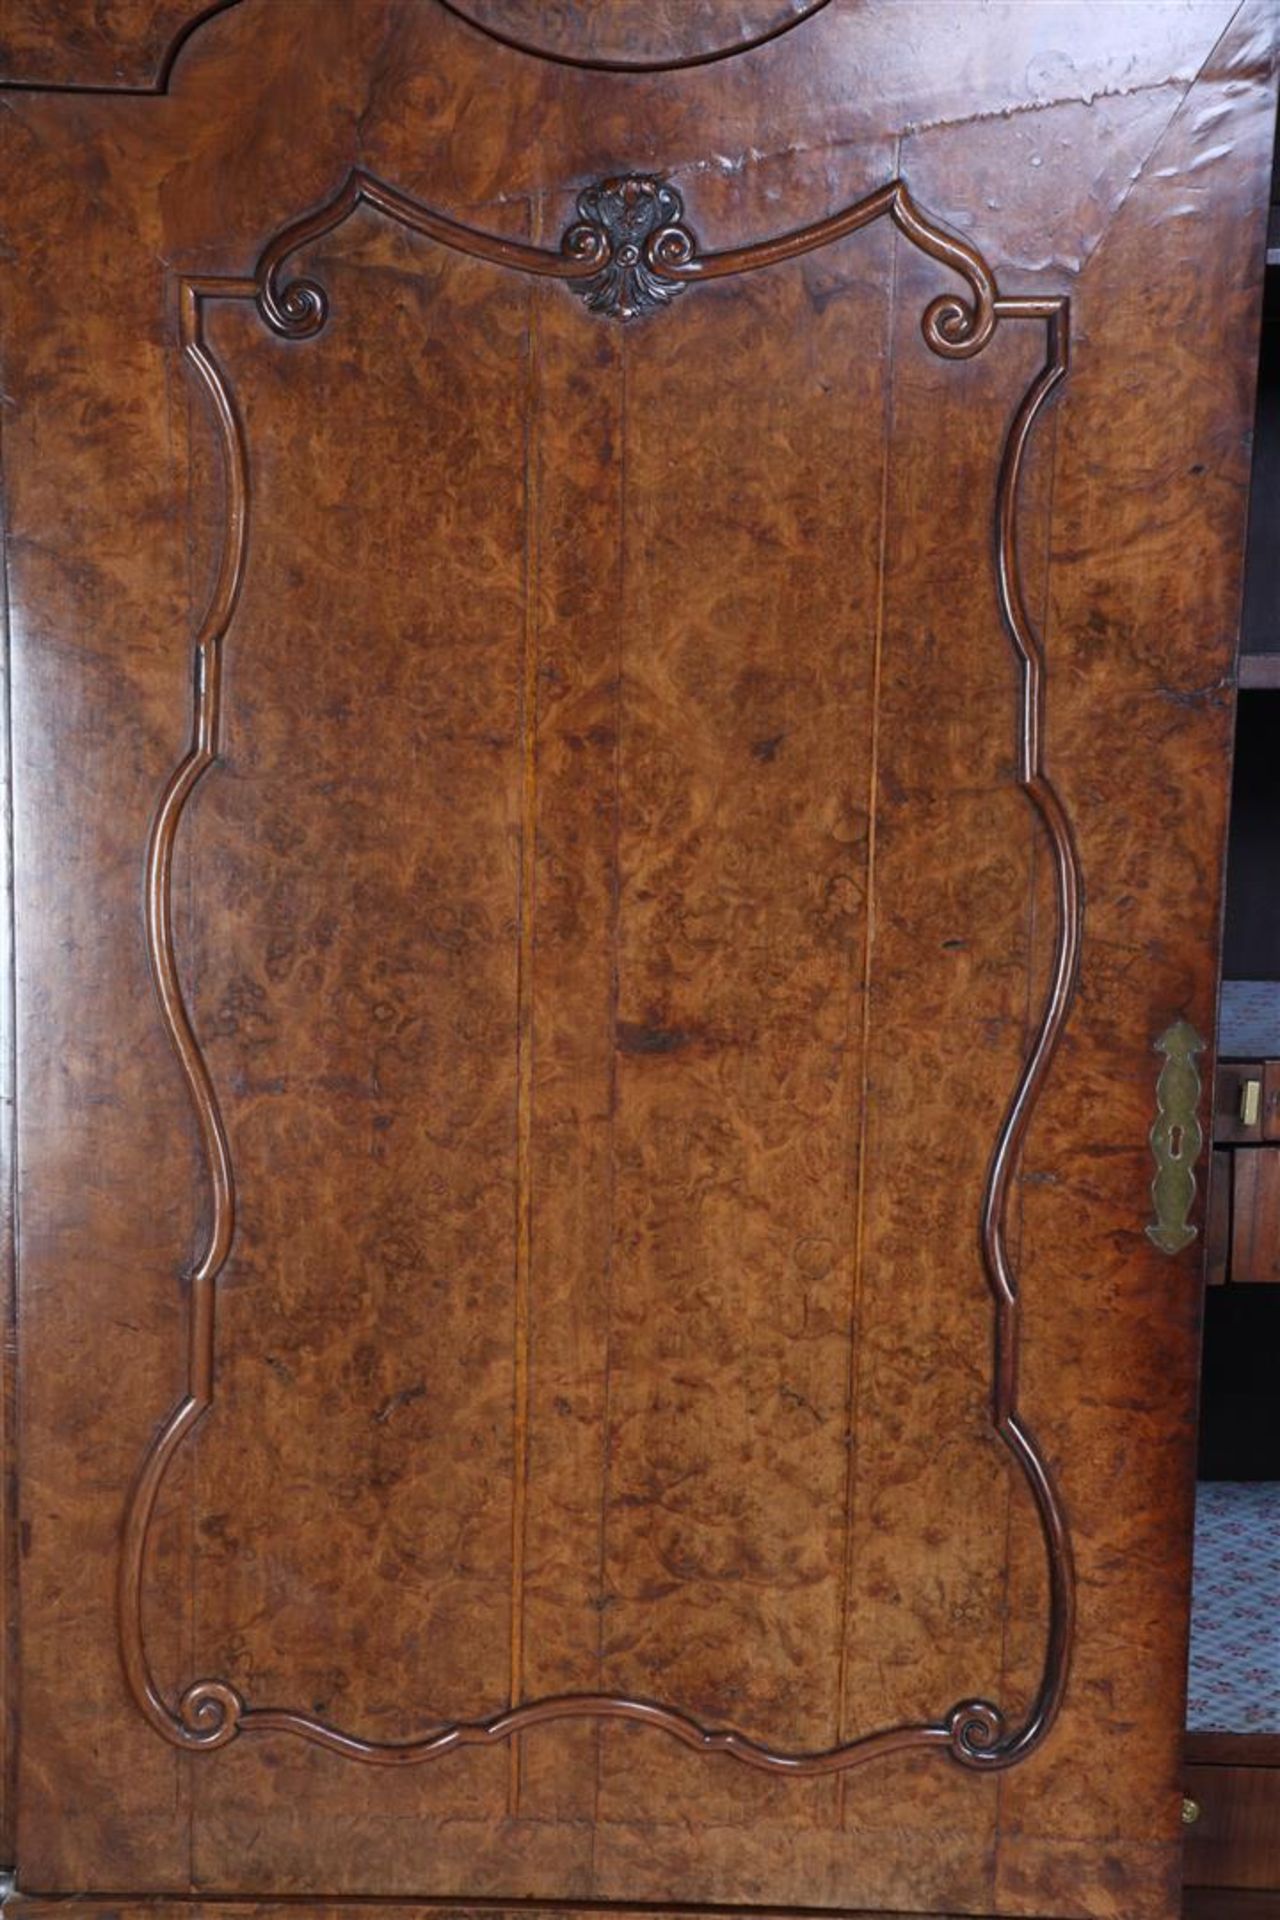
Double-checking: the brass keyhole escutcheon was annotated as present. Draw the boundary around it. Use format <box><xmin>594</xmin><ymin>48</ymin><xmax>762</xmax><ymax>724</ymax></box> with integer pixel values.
<box><xmin>1147</xmin><ymin>1020</ymin><xmax>1206</xmax><ymax>1255</ymax></box>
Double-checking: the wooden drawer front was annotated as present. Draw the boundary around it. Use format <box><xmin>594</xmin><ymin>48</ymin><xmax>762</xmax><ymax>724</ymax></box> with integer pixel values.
<box><xmin>1207</xmin><ymin>1149</ymin><xmax>1233</xmax><ymax>1286</ymax></box>
<box><xmin>1232</xmin><ymin>1150</ymin><xmax>1280</xmax><ymax>1284</ymax></box>
<box><xmin>1185</xmin><ymin>1764</ymin><xmax>1280</xmax><ymax>1889</ymax></box>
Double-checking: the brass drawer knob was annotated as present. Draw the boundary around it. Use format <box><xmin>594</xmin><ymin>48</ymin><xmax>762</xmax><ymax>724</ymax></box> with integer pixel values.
<box><xmin>1182</xmin><ymin>1795</ymin><xmax>1202</xmax><ymax>1826</ymax></box>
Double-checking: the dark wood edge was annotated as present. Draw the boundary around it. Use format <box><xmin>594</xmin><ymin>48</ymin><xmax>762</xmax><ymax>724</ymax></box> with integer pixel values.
<box><xmin>1184</xmin><ymin>1895</ymin><xmax>1280</xmax><ymax>1917</ymax></box>
<box><xmin>0</xmin><ymin>0</ymin><xmax>242</xmax><ymax>95</ymax></box>
<box><xmin>5</xmin><ymin>1903</ymin><xmax>1069</xmax><ymax>1920</ymax></box>
<box><xmin>1186</xmin><ymin>1730</ymin><xmax>1280</xmax><ymax>1766</ymax></box>
<box><xmin>0</xmin><ymin>337</ymin><xmax>18</xmax><ymax>1868</ymax></box>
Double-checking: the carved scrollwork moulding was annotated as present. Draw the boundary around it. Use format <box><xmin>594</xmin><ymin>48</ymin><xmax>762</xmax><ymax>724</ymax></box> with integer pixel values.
<box><xmin>0</xmin><ymin>0</ymin><xmax>830</xmax><ymax>94</ymax></box>
<box><xmin>0</xmin><ymin>0</ymin><xmax>244</xmax><ymax>94</ymax></box>
<box><xmin>562</xmin><ymin>177</ymin><xmax>694</xmax><ymax>320</ymax></box>
<box><xmin>433</xmin><ymin>0</ymin><xmax>834</xmax><ymax>71</ymax></box>
<box><xmin>122</xmin><ymin>166</ymin><xmax>1079</xmax><ymax>1778</ymax></box>
<box><xmin>0</xmin><ymin>0</ymin><xmax>832</xmax><ymax>93</ymax></box>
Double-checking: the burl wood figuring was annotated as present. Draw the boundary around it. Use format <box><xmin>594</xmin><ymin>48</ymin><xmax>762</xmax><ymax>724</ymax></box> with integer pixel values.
<box><xmin>0</xmin><ymin>4</ymin><xmax>1275</xmax><ymax>1918</ymax></box>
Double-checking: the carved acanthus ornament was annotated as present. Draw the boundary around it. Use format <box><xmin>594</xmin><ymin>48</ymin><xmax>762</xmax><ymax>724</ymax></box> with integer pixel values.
<box><xmin>562</xmin><ymin>176</ymin><xmax>695</xmax><ymax>320</ymax></box>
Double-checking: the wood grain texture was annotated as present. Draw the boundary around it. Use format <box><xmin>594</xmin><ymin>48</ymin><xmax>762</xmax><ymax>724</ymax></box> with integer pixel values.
<box><xmin>1184</xmin><ymin>1896</ymin><xmax>1280</xmax><ymax>1920</ymax></box>
<box><xmin>1205</xmin><ymin>1151</ymin><xmax>1231</xmax><ymax>1288</ymax></box>
<box><xmin>1184</xmin><ymin>1764</ymin><xmax>1280</xmax><ymax>1890</ymax></box>
<box><xmin>0</xmin><ymin>0</ymin><xmax>240</xmax><ymax>91</ymax></box>
<box><xmin>107</xmin><ymin>163</ymin><xmax>1072</xmax><ymax>1803</ymax></box>
<box><xmin>0</xmin><ymin>306</ymin><xmax>17</xmax><ymax>1869</ymax></box>
<box><xmin>1188</xmin><ymin>1735</ymin><xmax>1280</xmax><ymax>1767</ymax></box>
<box><xmin>5</xmin><ymin>1895</ymin><xmax>1271</xmax><ymax>1920</ymax></box>
<box><xmin>434</xmin><ymin>0</ymin><xmax>834</xmax><ymax>70</ymax></box>
<box><xmin>2</xmin><ymin>1905</ymin><xmax>1040</xmax><ymax>1920</ymax></box>
<box><xmin>1</xmin><ymin>1</ymin><xmax>1274</xmax><ymax>1914</ymax></box>
<box><xmin>1261</xmin><ymin>1060</ymin><xmax>1280</xmax><ymax>1141</ymax></box>
<box><xmin>974</xmin><ymin>9</ymin><xmax>1276</xmax><ymax>1912</ymax></box>
<box><xmin>1231</xmin><ymin>1151</ymin><xmax>1280</xmax><ymax>1284</ymax></box>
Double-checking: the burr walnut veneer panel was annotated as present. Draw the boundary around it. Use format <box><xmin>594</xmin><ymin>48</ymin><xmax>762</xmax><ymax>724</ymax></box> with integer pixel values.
<box><xmin>1</xmin><ymin>3</ymin><xmax>1274</xmax><ymax>1917</ymax></box>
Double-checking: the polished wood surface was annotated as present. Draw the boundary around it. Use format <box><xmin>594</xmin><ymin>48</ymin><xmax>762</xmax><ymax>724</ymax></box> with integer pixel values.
<box><xmin>1185</xmin><ymin>1765</ymin><xmax>1280</xmax><ymax>1891</ymax></box>
<box><xmin>0</xmin><ymin>0</ymin><xmax>241</xmax><ymax>91</ymax></box>
<box><xmin>1188</xmin><ymin>1736</ymin><xmax>1280</xmax><ymax>1768</ymax></box>
<box><xmin>6</xmin><ymin>1905</ymin><xmax>1278</xmax><ymax>1920</ymax></box>
<box><xmin>0</xmin><ymin>1906</ymin><xmax>1080</xmax><ymax>1920</ymax></box>
<box><xmin>1184</xmin><ymin>1895</ymin><xmax>1280</xmax><ymax>1919</ymax></box>
<box><xmin>434</xmin><ymin>0</ymin><xmax>837</xmax><ymax>70</ymax></box>
<box><xmin>1</xmin><ymin>3</ymin><xmax>1275</xmax><ymax>1916</ymax></box>
<box><xmin>1230</xmin><ymin>1152</ymin><xmax>1280</xmax><ymax>1285</ymax></box>
<box><xmin>116</xmin><ymin>166</ymin><xmax>1072</xmax><ymax>1787</ymax></box>
<box><xmin>1205</xmin><ymin>1151</ymin><xmax>1232</xmax><ymax>1289</ymax></box>
<box><xmin>8</xmin><ymin>1891</ymin><xmax>1273</xmax><ymax>1920</ymax></box>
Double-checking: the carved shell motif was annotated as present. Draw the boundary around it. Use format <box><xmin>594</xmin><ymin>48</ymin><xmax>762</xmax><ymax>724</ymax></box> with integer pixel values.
<box><xmin>562</xmin><ymin>176</ymin><xmax>696</xmax><ymax>321</ymax></box>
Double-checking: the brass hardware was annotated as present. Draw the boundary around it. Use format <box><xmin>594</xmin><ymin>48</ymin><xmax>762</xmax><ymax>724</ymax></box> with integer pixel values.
<box><xmin>1182</xmin><ymin>1795</ymin><xmax>1201</xmax><ymax>1826</ymax></box>
<box><xmin>1147</xmin><ymin>1019</ymin><xmax>1206</xmax><ymax>1254</ymax></box>
<box><xmin>1241</xmin><ymin>1076</ymin><xmax>1262</xmax><ymax>1128</ymax></box>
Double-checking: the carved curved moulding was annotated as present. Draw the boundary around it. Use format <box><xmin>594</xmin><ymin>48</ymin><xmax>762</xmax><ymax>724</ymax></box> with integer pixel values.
<box><xmin>0</xmin><ymin>0</ymin><xmax>243</xmax><ymax>93</ymax></box>
<box><xmin>0</xmin><ymin>0</ymin><xmax>829</xmax><ymax>95</ymax></box>
<box><xmin>433</xmin><ymin>0</ymin><xmax>834</xmax><ymax>70</ymax></box>
<box><xmin>122</xmin><ymin>166</ymin><xmax>1079</xmax><ymax>1778</ymax></box>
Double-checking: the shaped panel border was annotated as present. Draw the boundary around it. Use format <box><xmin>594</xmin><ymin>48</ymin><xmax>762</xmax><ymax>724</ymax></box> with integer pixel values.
<box><xmin>0</xmin><ymin>0</ymin><xmax>242</xmax><ymax>95</ymax></box>
<box><xmin>0</xmin><ymin>0</ymin><xmax>828</xmax><ymax>94</ymax></box>
<box><xmin>120</xmin><ymin>167</ymin><xmax>1079</xmax><ymax>1778</ymax></box>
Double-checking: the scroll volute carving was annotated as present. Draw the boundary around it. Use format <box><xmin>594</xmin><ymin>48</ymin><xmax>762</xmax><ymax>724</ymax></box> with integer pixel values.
<box><xmin>120</xmin><ymin>165</ymin><xmax>1077</xmax><ymax>1787</ymax></box>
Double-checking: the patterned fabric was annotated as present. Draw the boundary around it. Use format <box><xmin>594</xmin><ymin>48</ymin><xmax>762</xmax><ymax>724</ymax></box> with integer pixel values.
<box><xmin>1219</xmin><ymin>979</ymin><xmax>1280</xmax><ymax>1060</ymax></box>
<box><xmin>1187</xmin><ymin>1481</ymin><xmax>1280</xmax><ymax>1732</ymax></box>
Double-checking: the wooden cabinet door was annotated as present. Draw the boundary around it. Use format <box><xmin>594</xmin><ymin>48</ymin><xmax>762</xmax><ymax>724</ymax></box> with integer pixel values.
<box><xmin>1</xmin><ymin>4</ymin><xmax>1274</xmax><ymax>1916</ymax></box>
